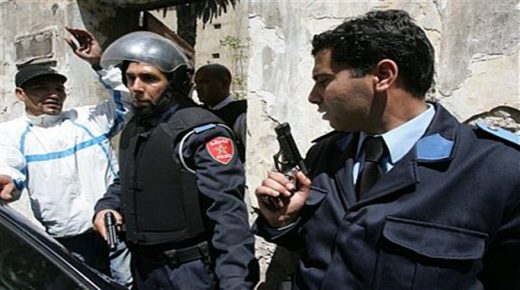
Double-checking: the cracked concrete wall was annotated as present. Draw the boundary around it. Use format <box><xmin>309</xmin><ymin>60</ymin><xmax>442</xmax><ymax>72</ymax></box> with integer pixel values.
<box><xmin>436</xmin><ymin>0</ymin><xmax>519</xmax><ymax>129</ymax></box>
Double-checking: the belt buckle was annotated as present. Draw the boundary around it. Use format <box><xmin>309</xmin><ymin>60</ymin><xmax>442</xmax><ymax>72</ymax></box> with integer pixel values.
<box><xmin>197</xmin><ymin>243</ymin><xmax>211</xmax><ymax>265</ymax></box>
<box><xmin>163</xmin><ymin>248</ymin><xmax>179</xmax><ymax>267</ymax></box>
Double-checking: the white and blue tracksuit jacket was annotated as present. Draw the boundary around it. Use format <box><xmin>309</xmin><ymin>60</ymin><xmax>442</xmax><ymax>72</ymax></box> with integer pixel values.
<box><xmin>0</xmin><ymin>67</ymin><xmax>132</xmax><ymax>238</ymax></box>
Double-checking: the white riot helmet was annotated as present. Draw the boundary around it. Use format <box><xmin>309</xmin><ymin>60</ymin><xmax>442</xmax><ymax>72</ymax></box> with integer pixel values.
<box><xmin>100</xmin><ymin>31</ymin><xmax>189</xmax><ymax>73</ymax></box>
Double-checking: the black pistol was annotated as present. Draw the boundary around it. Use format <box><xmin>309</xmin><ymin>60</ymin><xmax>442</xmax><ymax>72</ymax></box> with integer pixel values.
<box><xmin>262</xmin><ymin>122</ymin><xmax>308</xmax><ymax>209</ymax></box>
<box><xmin>273</xmin><ymin>122</ymin><xmax>309</xmax><ymax>177</ymax></box>
<box><xmin>104</xmin><ymin>212</ymin><xmax>118</xmax><ymax>251</ymax></box>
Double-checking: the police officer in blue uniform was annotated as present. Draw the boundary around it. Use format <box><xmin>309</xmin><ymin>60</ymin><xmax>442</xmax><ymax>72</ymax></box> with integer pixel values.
<box><xmin>254</xmin><ymin>9</ymin><xmax>520</xmax><ymax>290</ymax></box>
<box><xmin>92</xmin><ymin>31</ymin><xmax>258</xmax><ymax>290</ymax></box>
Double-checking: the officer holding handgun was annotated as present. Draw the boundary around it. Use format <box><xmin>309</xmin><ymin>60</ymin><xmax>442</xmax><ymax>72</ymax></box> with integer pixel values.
<box><xmin>92</xmin><ymin>31</ymin><xmax>258</xmax><ymax>289</ymax></box>
<box><xmin>254</xmin><ymin>9</ymin><xmax>520</xmax><ymax>290</ymax></box>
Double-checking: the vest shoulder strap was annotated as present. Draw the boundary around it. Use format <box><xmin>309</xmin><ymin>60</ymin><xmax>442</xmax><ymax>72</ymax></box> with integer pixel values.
<box><xmin>166</xmin><ymin>106</ymin><xmax>223</xmax><ymax>136</ymax></box>
<box><xmin>165</xmin><ymin>106</ymin><xmax>234</xmax><ymax>172</ymax></box>
<box><xmin>213</xmin><ymin>100</ymin><xmax>247</xmax><ymax>127</ymax></box>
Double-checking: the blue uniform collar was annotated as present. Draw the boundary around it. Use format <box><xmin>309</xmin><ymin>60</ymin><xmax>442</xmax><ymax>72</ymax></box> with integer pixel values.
<box><xmin>356</xmin><ymin>104</ymin><xmax>435</xmax><ymax>165</ymax></box>
<box><xmin>415</xmin><ymin>133</ymin><xmax>454</xmax><ymax>162</ymax></box>
<box><xmin>332</xmin><ymin>103</ymin><xmax>457</xmax><ymax>163</ymax></box>
<box><xmin>415</xmin><ymin>103</ymin><xmax>458</xmax><ymax>162</ymax></box>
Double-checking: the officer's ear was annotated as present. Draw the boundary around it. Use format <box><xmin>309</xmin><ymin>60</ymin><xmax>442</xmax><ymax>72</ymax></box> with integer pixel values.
<box><xmin>15</xmin><ymin>87</ymin><xmax>27</xmax><ymax>102</ymax></box>
<box><xmin>373</xmin><ymin>59</ymin><xmax>398</xmax><ymax>93</ymax></box>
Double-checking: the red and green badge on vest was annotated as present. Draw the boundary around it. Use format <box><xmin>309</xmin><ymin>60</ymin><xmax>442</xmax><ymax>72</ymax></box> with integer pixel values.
<box><xmin>206</xmin><ymin>137</ymin><xmax>235</xmax><ymax>164</ymax></box>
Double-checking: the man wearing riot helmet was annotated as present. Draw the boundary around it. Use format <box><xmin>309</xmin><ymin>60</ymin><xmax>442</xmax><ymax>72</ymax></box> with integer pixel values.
<box><xmin>92</xmin><ymin>31</ymin><xmax>259</xmax><ymax>289</ymax></box>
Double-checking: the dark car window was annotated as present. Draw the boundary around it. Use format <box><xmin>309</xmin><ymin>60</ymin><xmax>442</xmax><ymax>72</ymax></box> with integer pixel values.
<box><xmin>0</xmin><ymin>222</ymin><xmax>81</xmax><ymax>290</ymax></box>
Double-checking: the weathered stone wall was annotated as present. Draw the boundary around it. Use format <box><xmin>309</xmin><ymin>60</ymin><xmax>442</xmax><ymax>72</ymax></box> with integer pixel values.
<box><xmin>437</xmin><ymin>0</ymin><xmax>519</xmax><ymax>130</ymax></box>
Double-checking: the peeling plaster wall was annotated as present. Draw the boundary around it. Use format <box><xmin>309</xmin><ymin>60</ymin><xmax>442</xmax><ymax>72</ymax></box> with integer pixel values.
<box><xmin>437</xmin><ymin>0</ymin><xmax>519</xmax><ymax>124</ymax></box>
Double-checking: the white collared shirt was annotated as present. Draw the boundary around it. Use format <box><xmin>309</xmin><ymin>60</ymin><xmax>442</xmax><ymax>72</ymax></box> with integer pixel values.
<box><xmin>353</xmin><ymin>104</ymin><xmax>436</xmax><ymax>183</ymax></box>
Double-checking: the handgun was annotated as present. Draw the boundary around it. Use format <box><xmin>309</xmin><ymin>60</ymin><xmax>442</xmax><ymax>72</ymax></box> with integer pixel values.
<box><xmin>273</xmin><ymin>122</ymin><xmax>309</xmax><ymax>177</ymax></box>
<box><xmin>261</xmin><ymin>122</ymin><xmax>308</xmax><ymax>209</ymax></box>
<box><xmin>104</xmin><ymin>212</ymin><xmax>118</xmax><ymax>251</ymax></box>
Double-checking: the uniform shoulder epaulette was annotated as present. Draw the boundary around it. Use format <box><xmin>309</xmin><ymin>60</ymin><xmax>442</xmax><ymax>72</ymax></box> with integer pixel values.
<box><xmin>193</xmin><ymin>123</ymin><xmax>217</xmax><ymax>133</ymax></box>
<box><xmin>476</xmin><ymin>123</ymin><xmax>520</xmax><ymax>148</ymax></box>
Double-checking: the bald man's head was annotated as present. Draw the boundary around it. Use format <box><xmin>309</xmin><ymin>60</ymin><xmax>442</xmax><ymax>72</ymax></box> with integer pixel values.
<box><xmin>194</xmin><ymin>64</ymin><xmax>232</xmax><ymax>107</ymax></box>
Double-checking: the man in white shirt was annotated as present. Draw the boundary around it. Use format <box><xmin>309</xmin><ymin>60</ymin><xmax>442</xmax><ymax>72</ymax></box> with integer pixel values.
<box><xmin>0</xmin><ymin>28</ymin><xmax>133</xmax><ymax>287</ymax></box>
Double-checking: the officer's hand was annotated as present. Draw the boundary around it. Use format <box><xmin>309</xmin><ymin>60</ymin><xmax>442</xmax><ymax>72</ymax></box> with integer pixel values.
<box><xmin>93</xmin><ymin>209</ymin><xmax>123</xmax><ymax>240</ymax></box>
<box><xmin>65</xmin><ymin>27</ymin><xmax>102</xmax><ymax>67</ymax></box>
<box><xmin>0</xmin><ymin>175</ymin><xmax>15</xmax><ymax>202</ymax></box>
<box><xmin>255</xmin><ymin>171</ymin><xmax>311</xmax><ymax>228</ymax></box>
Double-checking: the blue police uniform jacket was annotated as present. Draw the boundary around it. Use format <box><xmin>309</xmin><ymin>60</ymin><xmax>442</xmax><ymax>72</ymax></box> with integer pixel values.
<box><xmin>256</xmin><ymin>103</ymin><xmax>520</xmax><ymax>290</ymax></box>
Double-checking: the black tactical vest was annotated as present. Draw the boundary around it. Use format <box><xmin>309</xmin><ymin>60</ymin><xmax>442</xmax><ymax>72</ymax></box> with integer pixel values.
<box><xmin>119</xmin><ymin>106</ymin><xmax>222</xmax><ymax>245</ymax></box>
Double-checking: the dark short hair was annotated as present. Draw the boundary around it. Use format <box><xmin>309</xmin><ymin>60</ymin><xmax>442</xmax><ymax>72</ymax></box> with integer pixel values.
<box><xmin>195</xmin><ymin>64</ymin><xmax>232</xmax><ymax>84</ymax></box>
<box><xmin>311</xmin><ymin>9</ymin><xmax>435</xmax><ymax>98</ymax></box>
